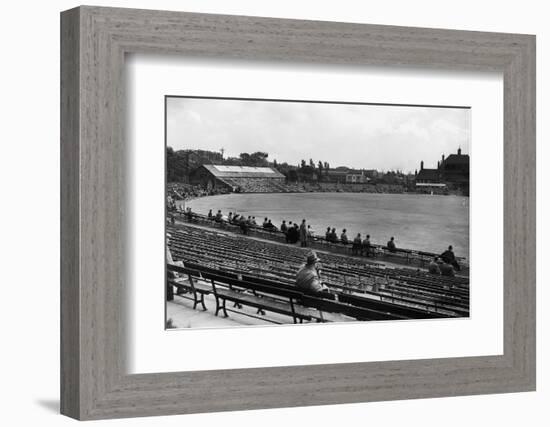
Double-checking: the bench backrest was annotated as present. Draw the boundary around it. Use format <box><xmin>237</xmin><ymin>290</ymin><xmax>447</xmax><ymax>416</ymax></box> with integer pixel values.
<box><xmin>168</xmin><ymin>263</ymin><xmax>303</xmax><ymax>301</ymax></box>
<box><xmin>300</xmin><ymin>295</ymin><xmax>403</xmax><ymax>321</ymax></box>
<box><xmin>337</xmin><ymin>293</ymin><xmax>446</xmax><ymax>319</ymax></box>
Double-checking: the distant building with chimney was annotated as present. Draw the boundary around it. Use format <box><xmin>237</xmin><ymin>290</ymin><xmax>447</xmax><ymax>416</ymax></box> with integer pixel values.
<box><xmin>415</xmin><ymin>147</ymin><xmax>470</xmax><ymax>195</ymax></box>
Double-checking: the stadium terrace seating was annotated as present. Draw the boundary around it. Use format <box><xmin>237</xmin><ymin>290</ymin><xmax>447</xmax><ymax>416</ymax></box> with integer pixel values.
<box><xmin>167</xmin><ymin>223</ymin><xmax>469</xmax><ymax>320</ymax></box>
<box><xmin>173</xmin><ymin>211</ymin><xmax>468</xmax><ymax>270</ymax></box>
<box><xmin>217</xmin><ymin>177</ymin><xmax>291</xmax><ymax>193</ymax></box>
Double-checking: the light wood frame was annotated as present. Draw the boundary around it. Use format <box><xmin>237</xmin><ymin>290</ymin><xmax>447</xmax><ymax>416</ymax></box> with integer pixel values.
<box><xmin>60</xmin><ymin>6</ymin><xmax>536</xmax><ymax>420</ymax></box>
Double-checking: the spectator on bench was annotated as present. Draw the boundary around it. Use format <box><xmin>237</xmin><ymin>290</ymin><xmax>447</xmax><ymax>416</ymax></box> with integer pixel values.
<box><xmin>287</xmin><ymin>223</ymin><xmax>299</xmax><ymax>244</ymax></box>
<box><xmin>352</xmin><ymin>233</ymin><xmax>362</xmax><ymax>255</ymax></box>
<box><xmin>325</xmin><ymin>226</ymin><xmax>331</xmax><ymax>242</ymax></box>
<box><xmin>362</xmin><ymin>234</ymin><xmax>372</xmax><ymax>257</ymax></box>
<box><xmin>207</xmin><ymin>209</ymin><xmax>213</xmax><ymax>219</ymax></box>
<box><xmin>387</xmin><ymin>236</ymin><xmax>397</xmax><ymax>253</ymax></box>
<box><xmin>428</xmin><ymin>257</ymin><xmax>441</xmax><ymax>275</ymax></box>
<box><xmin>329</xmin><ymin>227</ymin><xmax>338</xmax><ymax>243</ymax></box>
<box><xmin>295</xmin><ymin>251</ymin><xmax>331</xmax><ymax>296</ymax></box>
<box><xmin>440</xmin><ymin>245</ymin><xmax>461</xmax><ymax>271</ymax></box>
<box><xmin>340</xmin><ymin>229</ymin><xmax>349</xmax><ymax>245</ymax></box>
<box><xmin>184</xmin><ymin>207</ymin><xmax>195</xmax><ymax>222</ymax></box>
<box><xmin>239</xmin><ymin>216</ymin><xmax>249</xmax><ymax>235</ymax></box>
<box><xmin>439</xmin><ymin>260</ymin><xmax>455</xmax><ymax>277</ymax></box>
<box><xmin>280</xmin><ymin>220</ymin><xmax>288</xmax><ymax>233</ymax></box>
<box><xmin>264</xmin><ymin>219</ymin><xmax>277</xmax><ymax>231</ymax></box>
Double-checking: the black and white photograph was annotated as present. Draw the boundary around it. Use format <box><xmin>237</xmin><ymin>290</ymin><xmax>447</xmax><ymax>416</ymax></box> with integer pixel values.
<box><xmin>165</xmin><ymin>96</ymin><xmax>470</xmax><ymax>329</ymax></box>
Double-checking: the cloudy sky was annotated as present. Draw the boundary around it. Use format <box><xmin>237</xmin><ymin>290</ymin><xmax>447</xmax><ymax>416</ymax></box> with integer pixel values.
<box><xmin>166</xmin><ymin>97</ymin><xmax>470</xmax><ymax>173</ymax></box>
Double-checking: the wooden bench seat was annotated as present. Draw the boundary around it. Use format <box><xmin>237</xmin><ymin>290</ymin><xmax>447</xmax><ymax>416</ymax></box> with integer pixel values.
<box><xmin>212</xmin><ymin>287</ymin><xmax>316</xmax><ymax>323</ymax></box>
<box><xmin>167</xmin><ymin>267</ymin><xmax>212</xmax><ymax>311</ymax></box>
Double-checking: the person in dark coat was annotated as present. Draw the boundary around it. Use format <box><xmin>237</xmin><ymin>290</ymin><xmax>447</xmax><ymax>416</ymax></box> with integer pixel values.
<box><xmin>387</xmin><ymin>236</ymin><xmax>397</xmax><ymax>253</ymax></box>
<box><xmin>287</xmin><ymin>223</ymin><xmax>299</xmax><ymax>244</ymax></box>
<box><xmin>295</xmin><ymin>251</ymin><xmax>331</xmax><ymax>296</ymax></box>
<box><xmin>340</xmin><ymin>229</ymin><xmax>348</xmax><ymax>245</ymax></box>
<box><xmin>362</xmin><ymin>234</ymin><xmax>372</xmax><ymax>257</ymax></box>
<box><xmin>439</xmin><ymin>261</ymin><xmax>455</xmax><ymax>277</ymax></box>
<box><xmin>239</xmin><ymin>216</ymin><xmax>249</xmax><ymax>235</ymax></box>
<box><xmin>329</xmin><ymin>228</ymin><xmax>338</xmax><ymax>243</ymax></box>
<box><xmin>352</xmin><ymin>233</ymin><xmax>362</xmax><ymax>255</ymax></box>
<box><xmin>264</xmin><ymin>219</ymin><xmax>276</xmax><ymax>231</ymax></box>
<box><xmin>440</xmin><ymin>245</ymin><xmax>460</xmax><ymax>271</ymax></box>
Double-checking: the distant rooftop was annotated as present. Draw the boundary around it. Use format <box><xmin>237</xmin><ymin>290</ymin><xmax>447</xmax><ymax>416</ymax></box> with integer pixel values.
<box><xmin>202</xmin><ymin>164</ymin><xmax>285</xmax><ymax>179</ymax></box>
<box><xmin>416</xmin><ymin>168</ymin><xmax>440</xmax><ymax>182</ymax></box>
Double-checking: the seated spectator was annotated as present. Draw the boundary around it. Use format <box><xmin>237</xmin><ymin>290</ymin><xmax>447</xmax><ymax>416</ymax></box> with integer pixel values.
<box><xmin>362</xmin><ymin>234</ymin><xmax>372</xmax><ymax>257</ymax></box>
<box><xmin>214</xmin><ymin>210</ymin><xmax>223</xmax><ymax>222</ymax></box>
<box><xmin>262</xmin><ymin>217</ymin><xmax>269</xmax><ymax>228</ymax></box>
<box><xmin>352</xmin><ymin>233</ymin><xmax>362</xmax><ymax>255</ymax></box>
<box><xmin>185</xmin><ymin>207</ymin><xmax>194</xmax><ymax>221</ymax></box>
<box><xmin>295</xmin><ymin>252</ymin><xmax>331</xmax><ymax>296</ymax></box>
<box><xmin>428</xmin><ymin>257</ymin><xmax>441</xmax><ymax>275</ymax></box>
<box><xmin>439</xmin><ymin>261</ymin><xmax>455</xmax><ymax>277</ymax></box>
<box><xmin>340</xmin><ymin>229</ymin><xmax>348</xmax><ymax>245</ymax></box>
<box><xmin>239</xmin><ymin>216</ymin><xmax>249</xmax><ymax>235</ymax></box>
<box><xmin>287</xmin><ymin>224</ymin><xmax>299</xmax><ymax>243</ymax></box>
<box><xmin>251</xmin><ymin>216</ymin><xmax>257</xmax><ymax>225</ymax></box>
<box><xmin>228</xmin><ymin>212</ymin><xmax>233</xmax><ymax>222</ymax></box>
<box><xmin>264</xmin><ymin>219</ymin><xmax>276</xmax><ymax>231</ymax></box>
<box><xmin>325</xmin><ymin>227</ymin><xmax>331</xmax><ymax>241</ymax></box>
<box><xmin>280</xmin><ymin>220</ymin><xmax>288</xmax><ymax>233</ymax></box>
<box><xmin>387</xmin><ymin>236</ymin><xmax>397</xmax><ymax>252</ymax></box>
<box><xmin>207</xmin><ymin>209</ymin><xmax>213</xmax><ymax>219</ymax></box>
<box><xmin>440</xmin><ymin>245</ymin><xmax>460</xmax><ymax>271</ymax></box>
<box><xmin>329</xmin><ymin>228</ymin><xmax>338</xmax><ymax>243</ymax></box>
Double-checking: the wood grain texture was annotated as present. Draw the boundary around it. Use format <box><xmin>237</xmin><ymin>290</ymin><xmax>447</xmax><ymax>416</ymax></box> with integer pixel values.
<box><xmin>60</xmin><ymin>7</ymin><xmax>80</xmax><ymax>419</ymax></box>
<box><xmin>60</xmin><ymin>6</ymin><xmax>536</xmax><ymax>420</ymax></box>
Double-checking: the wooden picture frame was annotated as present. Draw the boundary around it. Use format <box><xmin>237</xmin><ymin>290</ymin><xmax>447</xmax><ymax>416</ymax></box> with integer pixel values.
<box><xmin>60</xmin><ymin>6</ymin><xmax>536</xmax><ymax>420</ymax></box>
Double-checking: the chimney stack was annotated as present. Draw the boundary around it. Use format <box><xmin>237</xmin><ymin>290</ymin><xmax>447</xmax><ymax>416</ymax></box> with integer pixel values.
<box><xmin>420</xmin><ymin>161</ymin><xmax>424</xmax><ymax>170</ymax></box>
<box><xmin>458</xmin><ymin>147</ymin><xmax>462</xmax><ymax>155</ymax></box>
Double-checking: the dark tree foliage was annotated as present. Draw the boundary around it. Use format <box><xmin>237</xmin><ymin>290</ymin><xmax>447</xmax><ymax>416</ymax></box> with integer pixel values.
<box><xmin>166</xmin><ymin>147</ymin><xmax>271</xmax><ymax>182</ymax></box>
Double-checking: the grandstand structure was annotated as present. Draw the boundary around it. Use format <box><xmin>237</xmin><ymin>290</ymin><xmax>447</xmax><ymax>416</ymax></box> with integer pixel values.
<box><xmin>191</xmin><ymin>164</ymin><xmax>288</xmax><ymax>193</ymax></box>
<box><xmin>167</xmin><ymin>222</ymin><xmax>470</xmax><ymax>325</ymax></box>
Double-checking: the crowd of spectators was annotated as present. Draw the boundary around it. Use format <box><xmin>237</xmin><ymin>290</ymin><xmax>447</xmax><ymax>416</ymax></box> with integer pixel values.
<box><xmin>175</xmin><ymin>205</ymin><xmax>463</xmax><ymax>274</ymax></box>
<box><xmin>166</xmin><ymin>183</ymin><xmax>229</xmax><ymax>211</ymax></box>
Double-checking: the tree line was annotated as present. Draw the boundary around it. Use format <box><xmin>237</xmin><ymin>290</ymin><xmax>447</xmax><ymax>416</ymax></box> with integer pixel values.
<box><xmin>166</xmin><ymin>147</ymin><xmax>411</xmax><ymax>185</ymax></box>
